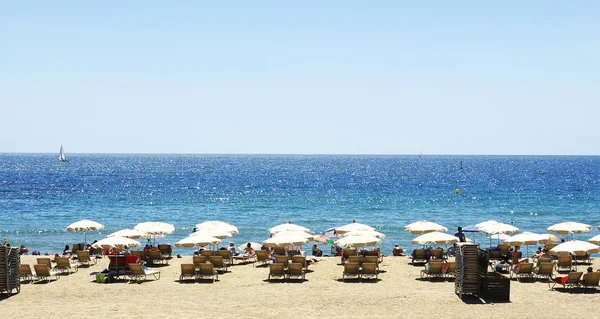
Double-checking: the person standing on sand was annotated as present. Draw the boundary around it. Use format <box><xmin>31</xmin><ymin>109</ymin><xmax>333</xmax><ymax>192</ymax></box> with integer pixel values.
<box><xmin>454</xmin><ymin>227</ymin><xmax>466</xmax><ymax>242</ymax></box>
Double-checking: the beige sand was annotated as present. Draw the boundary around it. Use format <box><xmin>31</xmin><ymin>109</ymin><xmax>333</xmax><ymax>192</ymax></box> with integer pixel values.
<box><xmin>3</xmin><ymin>255</ymin><xmax>599</xmax><ymax>319</ymax></box>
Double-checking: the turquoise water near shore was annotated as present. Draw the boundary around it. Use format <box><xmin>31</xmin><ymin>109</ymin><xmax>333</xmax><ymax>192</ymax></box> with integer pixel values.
<box><xmin>1</xmin><ymin>154</ymin><xmax>599</xmax><ymax>255</ymax></box>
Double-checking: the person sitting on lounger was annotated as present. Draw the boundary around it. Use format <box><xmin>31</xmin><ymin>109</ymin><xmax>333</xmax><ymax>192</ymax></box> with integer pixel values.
<box><xmin>244</xmin><ymin>243</ymin><xmax>255</xmax><ymax>257</ymax></box>
<box><xmin>229</xmin><ymin>242</ymin><xmax>239</xmax><ymax>256</ymax></box>
<box><xmin>62</xmin><ymin>245</ymin><xmax>71</xmax><ymax>257</ymax></box>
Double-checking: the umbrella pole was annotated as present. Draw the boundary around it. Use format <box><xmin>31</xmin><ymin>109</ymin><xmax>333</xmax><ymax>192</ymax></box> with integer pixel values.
<box><xmin>84</xmin><ymin>231</ymin><xmax>87</xmax><ymax>246</ymax></box>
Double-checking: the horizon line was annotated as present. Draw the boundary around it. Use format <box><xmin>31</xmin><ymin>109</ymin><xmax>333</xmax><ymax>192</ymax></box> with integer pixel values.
<box><xmin>1</xmin><ymin>152</ymin><xmax>599</xmax><ymax>157</ymax></box>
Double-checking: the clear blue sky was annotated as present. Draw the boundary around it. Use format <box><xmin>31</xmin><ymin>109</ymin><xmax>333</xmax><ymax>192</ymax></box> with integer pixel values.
<box><xmin>2</xmin><ymin>2</ymin><xmax>599</xmax><ymax>155</ymax></box>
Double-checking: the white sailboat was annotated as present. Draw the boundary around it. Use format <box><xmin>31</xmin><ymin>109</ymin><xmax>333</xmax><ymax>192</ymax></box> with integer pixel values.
<box><xmin>59</xmin><ymin>145</ymin><xmax>67</xmax><ymax>162</ymax></box>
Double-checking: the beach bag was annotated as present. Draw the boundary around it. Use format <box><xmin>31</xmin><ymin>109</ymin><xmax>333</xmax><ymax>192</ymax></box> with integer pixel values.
<box><xmin>95</xmin><ymin>273</ymin><xmax>106</xmax><ymax>284</ymax></box>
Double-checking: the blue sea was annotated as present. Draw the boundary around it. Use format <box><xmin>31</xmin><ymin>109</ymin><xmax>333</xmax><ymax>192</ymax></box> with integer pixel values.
<box><xmin>1</xmin><ymin>154</ymin><xmax>599</xmax><ymax>255</ymax></box>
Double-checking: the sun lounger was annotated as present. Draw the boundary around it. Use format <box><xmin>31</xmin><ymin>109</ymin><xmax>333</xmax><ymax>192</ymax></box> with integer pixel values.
<box><xmin>421</xmin><ymin>260</ymin><xmax>444</xmax><ymax>279</ymax></box>
<box><xmin>580</xmin><ymin>271</ymin><xmax>600</xmax><ymax>291</ymax></box>
<box><xmin>445</xmin><ymin>261</ymin><xmax>456</xmax><ymax>278</ymax></box>
<box><xmin>347</xmin><ymin>255</ymin><xmax>362</xmax><ymax>267</ymax></box>
<box><xmin>128</xmin><ymin>264</ymin><xmax>160</xmax><ymax>283</ymax></box>
<box><xmin>130</xmin><ymin>250</ymin><xmax>144</xmax><ymax>262</ymax></box>
<box><xmin>273</xmin><ymin>247</ymin><xmax>286</xmax><ymax>256</ymax></box>
<box><xmin>268</xmin><ymin>263</ymin><xmax>286</xmax><ymax>282</ymax></box>
<box><xmin>555</xmin><ymin>255</ymin><xmax>572</xmax><ymax>272</ymax></box>
<box><xmin>291</xmin><ymin>256</ymin><xmax>308</xmax><ymax>271</ymax></box>
<box><xmin>287</xmin><ymin>263</ymin><xmax>305</xmax><ymax>282</ymax></box>
<box><xmin>147</xmin><ymin>250</ymin><xmax>168</xmax><ymax>265</ymax></box>
<box><xmin>33</xmin><ymin>264</ymin><xmax>59</xmax><ymax>282</ymax></box>
<box><xmin>255</xmin><ymin>250</ymin><xmax>270</xmax><ymax>267</ymax></box>
<box><xmin>76</xmin><ymin>250</ymin><xmax>96</xmax><ymax>267</ymax></box>
<box><xmin>55</xmin><ymin>257</ymin><xmax>78</xmax><ymax>274</ymax></box>
<box><xmin>429</xmin><ymin>248</ymin><xmax>443</xmax><ymax>260</ymax></box>
<box><xmin>511</xmin><ymin>263</ymin><xmax>534</xmax><ymax>281</ymax></box>
<box><xmin>574</xmin><ymin>252</ymin><xmax>592</xmax><ymax>264</ymax></box>
<box><xmin>179</xmin><ymin>264</ymin><xmax>197</xmax><ymax>282</ymax></box>
<box><xmin>364</xmin><ymin>256</ymin><xmax>379</xmax><ymax>270</ymax></box>
<box><xmin>193</xmin><ymin>256</ymin><xmax>207</xmax><ymax>269</ymax></box>
<box><xmin>198</xmin><ymin>263</ymin><xmax>218</xmax><ymax>282</ymax></box>
<box><xmin>37</xmin><ymin>257</ymin><xmax>54</xmax><ymax>270</ymax></box>
<box><xmin>550</xmin><ymin>272</ymin><xmax>582</xmax><ymax>291</ymax></box>
<box><xmin>534</xmin><ymin>262</ymin><xmax>554</xmax><ymax>281</ymax></box>
<box><xmin>20</xmin><ymin>264</ymin><xmax>34</xmax><ymax>283</ymax></box>
<box><xmin>488</xmin><ymin>250</ymin><xmax>502</xmax><ymax>260</ymax></box>
<box><xmin>343</xmin><ymin>262</ymin><xmax>361</xmax><ymax>281</ymax></box>
<box><xmin>274</xmin><ymin>256</ymin><xmax>289</xmax><ymax>268</ymax></box>
<box><xmin>362</xmin><ymin>263</ymin><xmax>378</xmax><ymax>281</ymax></box>
<box><xmin>342</xmin><ymin>249</ymin><xmax>357</xmax><ymax>264</ymax></box>
<box><xmin>209</xmin><ymin>256</ymin><xmax>228</xmax><ymax>273</ymax></box>
<box><xmin>158</xmin><ymin>244</ymin><xmax>172</xmax><ymax>259</ymax></box>
<box><xmin>412</xmin><ymin>249</ymin><xmax>427</xmax><ymax>265</ymax></box>
<box><xmin>217</xmin><ymin>250</ymin><xmax>234</xmax><ymax>267</ymax></box>
<box><xmin>201</xmin><ymin>250</ymin><xmax>215</xmax><ymax>258</ymax></box>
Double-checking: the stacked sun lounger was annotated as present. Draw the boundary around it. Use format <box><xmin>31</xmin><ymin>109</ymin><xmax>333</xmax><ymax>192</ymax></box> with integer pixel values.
<box><xmin>0</xmin><ymin>246</ymin><xmax>21</xmax><ymax>296</ymax></box>
<box><xmin>455</xmin><ymin>243</ymin><xmax>480</xmax><ymax>299</ymax></box>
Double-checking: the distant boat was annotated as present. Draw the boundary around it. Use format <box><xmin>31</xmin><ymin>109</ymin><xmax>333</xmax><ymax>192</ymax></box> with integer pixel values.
<box><xmin>59</xmin><ymin>145</ymin><xmax>67</xmax><ymax>162</ymax></box>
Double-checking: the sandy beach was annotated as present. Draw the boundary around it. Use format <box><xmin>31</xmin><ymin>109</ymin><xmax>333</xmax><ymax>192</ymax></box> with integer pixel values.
<box><xmin>3</xmin><ymin>255</ymin><xmax>599</xmax><ymax>319</ymax></box>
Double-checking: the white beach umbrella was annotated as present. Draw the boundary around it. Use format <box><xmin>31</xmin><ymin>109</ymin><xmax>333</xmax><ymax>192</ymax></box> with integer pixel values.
<box><xmin>342</xmin><ymin>230</ymin><xmax>386</xmax><ymax>239</ymax></box>
<box><xmin>134</xmin><ymin>222</ymin><xmax>175</xmax><ymax>235</ymax></box>
<box><xmin>335</xmin><ymin>235</ymin><xmax>382</xmax><ymax>248</ymax></box>
<box><xmin>412</xmin><ymin>231</ymin><xmax>459</xmax><ymax>245</ymax></box>
<box><xmin>404</xmin><ymin>220</ymin><xmax>448</xmax><ymax>234</ymax></box>
<box><xmin>547</xmin><ymin>222</ymin><xmax>592</xmax><ymax>239</ymax></box>
<box><xmin>503</xmin><ymin>232</ymin><xmax>548</xmax><ymax>246</ymax></box>
<box><xmin>190</xmin><ymin>229</ymin><xmax>233</xmax><ymax>240</ymax></box>
<box><xmin>66</xmin><ymin>219</ymin><xmax>104</xmax><ymax>245</ymax></box>
<box><xmin>134</xmin><ymin>222</ymin><xmax>175</xmax><ymax>245</ymax></box>
<box><xmin>334</xmin><ymin>221</ymin><xmax>375</xmax><ymax>235</ymax></box>
<box><xmin>550</xmin><ymin>240</ymin><xmax>600</xmax><ymax>256</ymax></box>
<box><xmin>272</xmin><ymin>231</ymin><xmax>315</xmax><ymax>241</ymax></box>
<box><xmin>106</xmin><ymin>228</ymin><xmax>152</xmax><ymax>239</ymax></box>
<box><xmin>92</xmin><ymin>236</ymin><xmax>141</xmax><ymax>249</ymax></box>
<box><xmin>175</xmin><ymin>235</ymin><xmax>221</xmax><ymax>248</ymax></box>
<box><xmin>269</xmin><ymin>222</ymin><xmax>310</xmax><ymax>234</ymax></box>
<box><xmin>262</xmin><ymin>234</ymin><xmax>310</xmax><ymax>247</ymax></box>
<box><xmin>195</xmin><ymin>221</ymin><xmax>239</xmax><ymax>234</ymax></box>
<box><xmin>504</xmin><ymin>232</ymin><xmax>549</xmax><ymax>256</ymax></box>
<box><xmin>587</xmin><ymin>234</ymin><xmax>600</xmax><ymax>245</ymax></box>
<box><xmin>475</xmin><ymin>220</ymin><xmax>520</xmax><ymax>234</ymax></box>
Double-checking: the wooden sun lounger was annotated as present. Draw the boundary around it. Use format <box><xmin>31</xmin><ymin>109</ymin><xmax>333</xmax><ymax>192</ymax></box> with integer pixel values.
<box><xmin>550</xmin><ymin>272</ymin><xmax>582</xmax><ymax>291</ymax></box>
<box><xmin>287</xmin><ymin>263</ymin><xmax>305</xmax><ymax>282</ymax></box>
<box><xmin>362</xmin><ymin>263</ymin><xmax>378</xmax><ymax>281</ymax></box>
<box><xmin>33</xmin><ymin>264</ymin><xmax>59</xmax><ymax>282</ymax></box>
<box><xmin>534</xmin><ymin>262</ymin><xmax>554</xmax><ymax>281</ymax></box>
<box><xmin>255</xmin><ymin>250</ymin><xmax>270</xmax><ymax>266</ymax></box>
<box><xmin>343</xmin><ymin>262</ymin><xmax>361</xmax><ymax>281</ymax></box>
<box><xmin>198</xmin><ymin>263</ymin><xmax>218</xmax><ymax>283</ymax></box>
<box><xmin>55</xmin><ymin>257</ymin><xmax>78</xmax><ymax>274</ymax></box>
<box><xmin>445</xmin><ymin>261</ymin><xmax>456</xmax><ymax>278</ymax></box>
<box><xmin>128</xmin><ymin>264</ymin><xmax>161</xmax><ymax>283</ymax></box>
<box><xmin>76</xmin><ymin>250</ymin><xmax>97</xmax><ymax>266</ymax></box>
<box><xmin>421</xmin><ymin>260</ymin><xmax>444</xmax><ymax>279</ymax></box>
<box><xmin>20</xmin><ymin>264</ymin><xmax>34</xmax><ymax>283</ymax></box>
<box><xmin>179</xmin><ymin>264</ymin><xmax>197</xmax><ymax>282</ymax></box>
<box><xmin>580</xmin><ymin>271</ymin><xmax>600</xmax><ymax>291</ymax></box>
<box><xmin>209</xmin><ymin>256</ymin><xmax>228</xmax><ymax>273</ymax></box>
<box><xmin>268</xmin><ymin>263</ymin><xmax>286</xmax><ymax>282</ymax></box>
<box><xmin>511</xmin><ymin>263</ymin><xmax>534</xmax><ymax>281</ymax></box>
